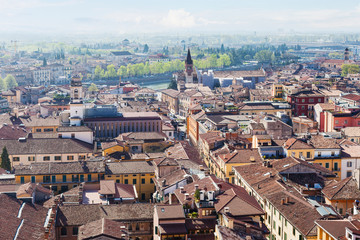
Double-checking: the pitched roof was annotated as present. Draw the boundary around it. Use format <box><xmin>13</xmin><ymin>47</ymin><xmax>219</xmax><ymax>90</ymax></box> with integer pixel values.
<box><xmin>322</xmin><ymin>177</ymin><xmax>360</xmax><ymax>200</ymax></box>
<box><xmin>284</xmin><ymin>138</ymin><xmax>314</xmax><ymax>150</ymax></box>
<box><xmin>218</xmin><ymin>149</ymin><xmax>262</xmax><ymax>164</ymax></box>
<box><xmin>309</xmin><ymin>135</ymin><xmax>340</xmax><ymax>149</ymax></box>
<box><xmin>106</xmin><ymin>161</ymin><xmax>154</xmax><ymax>174</ymax></box>
<box><xmin>0</xmin><ymin>138</ymin><xmax>93</xmax><ymax>155</ymax></box>
<box><xmin>0</xmin><ymin>125</ymin><xmax>30</xmax><ymax>140</ymax></box>
<box><xmin>78</xmin><ymin>218</ymin><xmax>128</xmax><ymax>240</ymax></box>
<box><xmin>315</xmin><ymin>219</ymin><xmax>360</xmax><ymax>240</ymax></box>
<box><xmin>0</xmin><ymin>194</ymin><xmax>49</xmax><ymax>240</ymax></box>
<box><xmin>214</xmin><ymin>187</ymin><xmax>264</xmax><ymax>216</ymax></box>
<box><xmin>266</xmin><ymin>190</ymin><xmax>322</xmax><ymax>237</ymax></box>
<box><xmin>14</xmin><ymin>161</ymin><xmax>105</xmax><ymax>175</ymax></box>
<box><xmin>155</xmin><ymin>204</ymin><xmax>185</xmax><ymax>220</ymax></box>
<box><xmin>57</xmin><ymin>126</ymin><xmax>93</xmax><ymax>132</ymax></box>
<box><xmin>56</xmin><ymin>203</ymin><xmax>154</xmax><ymax>226</ymax></box>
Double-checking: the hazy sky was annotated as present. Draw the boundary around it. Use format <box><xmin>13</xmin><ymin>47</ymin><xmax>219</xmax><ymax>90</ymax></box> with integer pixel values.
<box><xmin>1</xmin><ymin>0</ymin><xmax>360</xmax><ymax>36</ymax></box>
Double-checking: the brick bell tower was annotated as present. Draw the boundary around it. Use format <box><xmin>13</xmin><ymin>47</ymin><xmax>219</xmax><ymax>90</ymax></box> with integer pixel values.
<box><xmin>185</xmin><ymin>48</ymin><xmax>194</xmax><ymax>83</ymax></box>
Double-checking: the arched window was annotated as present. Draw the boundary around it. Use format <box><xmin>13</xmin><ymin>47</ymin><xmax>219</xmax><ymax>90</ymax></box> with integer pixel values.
<box><xmin>74</xmin><ymin>89</ymin><xmax>79</xmax><ymax>99</ymax></box>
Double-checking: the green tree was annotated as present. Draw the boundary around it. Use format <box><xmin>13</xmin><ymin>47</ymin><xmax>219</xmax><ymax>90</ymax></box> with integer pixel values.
<box><xmin>341</xmin><ymin>64</ymin><xmax>360</xmax><ymax>76</ymax></box>
<box><xmin>117</xmin><ymin>65</ymin><xmax>128</xmax><ymax>77</ymax></box>
<box><xmin>168</xmin><ymin>79</ymin><xmax>177</xmax><ymax>90</ymax></box>
<box><xmin>1</xmin><ymin>147</ymin><xmax>11</xmax><ymax>171</ymax></box>
<box><xmin>88</xmin><ymin>83</ymin><xmax>99</xmax><ymax>92</ymax></box>
<box><xmin>0</xmin><ymin>77</ymin><xmax>5</xmax><ymax>90</ymax></box>
<box><xmin>106</xmin><ymin>64</ymin><xmax>117</xmax><ymax>79</ymax></box>
<box><xmin>254</xmin><ymin>50</ymin><xmax>274</xmax><ymax>63</ymax></box>
<box><xmin>4</xmin><ymin>74</ymin><xmax>17</xmax><ymax>89</ymax></box>
<box><xmin>94</xmin><ymin>66</ymin><xmax>103</xmax><ymax>79</ymax></box>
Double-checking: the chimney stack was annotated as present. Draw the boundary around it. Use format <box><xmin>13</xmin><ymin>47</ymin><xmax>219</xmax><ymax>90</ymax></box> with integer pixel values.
<box><xmin>285</xmin><ymin>197</ymin><xmax>289</xmax><ymax>204</ymax></box>
<box><xmin>184</xmin><ymin>193</ymin><xmax>189</xmax><ymax>201</ymax></box>
<box><xmin>281</xmin><ymin>198</ymin><xmax>285</xmax><ymax>205</ymax></box>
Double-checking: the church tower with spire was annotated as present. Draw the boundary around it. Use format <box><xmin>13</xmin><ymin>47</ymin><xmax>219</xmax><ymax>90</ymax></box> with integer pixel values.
<box><xmin>185</xmin><ymin>48</ymin><xmax>194</xmax><ymax>83</ymax></box>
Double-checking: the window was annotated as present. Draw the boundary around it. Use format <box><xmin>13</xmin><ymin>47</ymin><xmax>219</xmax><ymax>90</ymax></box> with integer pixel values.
<box><xmin>87</xmin><ymin>174</ymin><xmax>92</xmax><ymax>182</ymax></box>
<box><xmin>72</xmin><ymin>175</ymin><xmax>79</xmax><ymax>182</ymax></box>
<box><xmin>71</xmin><ymin>133</ymin><xmax>75</xmax><ymax>138</ymax></box>
<box><xmin>347</xmin><ymin>171</ymin><xmax>353</xmax><ymax>177</ymax></box>
<box><xmin>125</xmin><ymin>179</ymin><xmax>128</xmax><ymax>184</ymax></box>
<box><xmin>339</xmin><ymin>208</ymin><xmax>343</xmax><ymax>214</ymax></box>
<box><xmin>318</xmin><ymin>98</ymin><xmax>322</xmax><ymax>102</ymax></box>
<box><xmin>334</xmin><ymin>162</ymin><xmax>339</xmax><ymax>171</ymax></box>
<box><xmin>36</xmin><ymin>129</ymin><xmax>41</xmax><ymax>132</ymax></box>
<box><xmin>55</xmin><ymin>156</ymin><xmax>61</xmax><ymax>161</ymax></box>
<box><xmin>20</xmin><ymin>176</ymin><xmax>25</xmax><ymax>184</ymax></box>
<box><xmin>43</xmin><ymin>176</ymin><xmax>51</xmax><ymax>183</ymax></box>
<box><xmin>293</xmin><ymin>227</ymin><xmax>296</xmax><ymax>236</ymax></box>
<box><xmin>347</xmin><ymin>161</ymin><xmax>353</xmax><ymax>167</ymax></box>
<box><xmin>80</xmin><ymin>175</ymin><xmax>84</xmax><ymax>182</ymax></box>
<box><xmin>61</xmin><ymin>185</ymin><xmax>68</xmax><ymax>193</ymax></box>
<box><xmin>31</xmin><ymin>176</ymin><xmax>36</xmax><ymax>183</ymax></box>
<box><xmin>325</xmin><ymin>163</ymin><xmax>330</xmax><ymax>168</ymax></box>
<box><xmin>67</xmin><ymin>156</ymin><xmax>74</xmax><ymax>160</ymax></box>
<box><xmin>150</xmin><ymin>178</ymin><xmax>154</xmax><ymax>184</ymax></box>
<box><xmin>301</xmin><ymin>106</ymin><xmax>305</xmax><ymax>110</ymax></box>
<box><xmin>43</xmin><ymin>156</ymin><xmax>50</xmax><ymax>161</ymax></box>
<box><xmin>344</xmin><ymin>120</ymin><xmax>348</xmax><ymax>124</ymax></box>
<box><xmin>51</xmin><ymin>186</ymin><xmax>57</xmax><ymax>192</ymax></box>
<box><xmin>116</xmin><ymin>179</ymin><xmax>120</xmax><ymax>183</ymax></box>
<box><xmin>284</xmin><ymin>232</ymin><xmax>287</xmax><ymax>240</ymax></box>
<box><xmin>306</xmin><ymin>152</ymin><xmax>310</xmax><ymax>158</ymax></box>
<box><xmin>302</xmin><ymin>99</ymin><xmax>305</xmax><ymax>103</ymax></box>
<box><xmin>62</xmin><ymin>175</ymin><xmax>67</xmax><ymax>182</ymax></box>
<box><xmin>72</xmin><ymin>227</ymin><xmax>78</xmax><ymax>236</ymax></box>
<box><xmin>79</xmin><ymin>155</ymin><xmax>86</xmax><ymax>160</ymax></box>
<box><xmin>273</xmin><ymin>221</ymin><xmax>276</xmax><ymax>229</ymax></box>
<box><xmin>52</xmin><ymin>176</ymin><xmax>56</xmax><ymax>183</ymax></box>
<box><xmin>285</xmin><ymin>219</ymin><xmax>287</xmax><ymax>227</ymax></box>
<box><xmin>28</xmin><ymin>156</ymin><xmax>35</xmax><ymax>161</ymax></box>
<box><xmin>136</xmin><ymin>223</ymin><xmax>140</xmax><ymax>231</ymax></box>
<box><xmin>309</xmin><ymin>98</ymin><xmax>314</xmax><ymax>103</ymax></box>
<box><xmin>58</xmin><ymin>134</ymin><xmax>62</xmax><ymax>138</ymax></box>
<box><xmin>44</xmin><ymin>128</ymin><xmax>53</xmax><ymax>132</ymax></box>
<box><xmin>13</xmin><ymin>157</ymin><xmax>20</xmax><ymax>162</ymax></box>
<box><xmin>335</xmin><ymin>120</ymin><xmax>339</xmax><ymax>124</ymax></box>
<box><xmin>142</xmin><ymin>193</ymin><xmax>145</xmax><ymax>200</ymax></box>
<box><xmin>278</xmin><ymin>226</ymin><xmax>281</xmax><ymax>235</ymax></box>
<box><xmin>61</xmin><ymin>227</ymin><xmax>67</xmax><ymax>236</ymax></box>
<box><xmin>133</xmin><ymin>179</ymin><xmax>137</xmax><ymax>184</ymax></box>
<box><xmin>141</xmin><ymin>178</ymin><xmax>145</xmax><ymax>184</ymax></box>
<box><xmin>331</xmin><ymin>152</ymin><xmax>335</xmax><ymax>157</ymax></box>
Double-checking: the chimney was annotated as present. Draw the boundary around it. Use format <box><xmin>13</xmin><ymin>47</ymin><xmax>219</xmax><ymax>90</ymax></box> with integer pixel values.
<box><xmin>224</xmin><ymin>207</ymin><xmax>230</xmax><ymax>214</ymax></box>
<box><xmin>245</xmin><ymin>224</ymin><xmax>251</xmax><ymax>234</ymax></box>
<box><xmin>195</xmin><ymin>184</ymin><xmax>199</xmax><ymax>190</ymax></box>
<box><xmin>162</xmin><ymin>179</ymin><xmax>166</xmax><ymax>187</ymax></box>
<box><xmin>184</xmin><ymin>193</ymin><xmax>189</xmax><ymax>201</ymax></box>
<box><xmin>180</xmin><ymin>187</ymin><xmax>184</xmax><ymax>193</ymax></box>
<box><xmin>281</xmin><ymin>198</ymin><xmax>285</xmax><ymax>205</ymax></box>
<box><xmin>285</xmin><ymin>197</ymin><xmax>289</xmax><ymax>204</ymax></box>
<box><xmin>169</xmin><ymin>193</ymin><xmax>172</xmax><ymax>205</ymax></box>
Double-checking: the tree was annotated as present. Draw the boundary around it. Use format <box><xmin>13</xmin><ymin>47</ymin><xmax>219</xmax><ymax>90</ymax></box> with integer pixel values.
<box><xmin>106</xmin><ymin>64</ymin><xmax>117</xmax><ymax>79</ymax></box>
<box><xmin>1</xmin><ymin>147</ymin><xmax>11</xmax><ymax>171</ymax></box>
<box><xmin>4</xmin><ymin>74</ymin><xmax>17</xmax><ymax>89</ymax></box>
<box><xmin>143</xmin><ymin>44</ymin><xmax>149</xmax><ymax>53</ymax></box>
<box><xmin>94</xmin><ymin>66</ymin><xmax>103</xmax><ymax>79</ymax></box>
<box><xmin>0</xmin><ymin>77</ymin><xmax>5</xmax><ymax>90</ymax></box>
<box><xmin>43</xmin><ymin>57</ymin><xmax>47</xmax><ymax>66</ymax></box>
<box><xmin>88</xmin><ymin>83</ymin><xmax>99</xmax><ymax>92</ymax></box>
<box><xmin>341</xmin><ymin>64</ymin><xmax>360</xmax><ymax>76</ymax></box>
<box><xmin>254</xmin><ymin>50</ymin><xmax>274</xmax><ymax>63</ymax></box>
<box><xmin>168</xmin><ymin>79</ymin><xmax>177</xmax><ymax>90</ymax></box>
